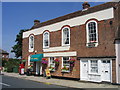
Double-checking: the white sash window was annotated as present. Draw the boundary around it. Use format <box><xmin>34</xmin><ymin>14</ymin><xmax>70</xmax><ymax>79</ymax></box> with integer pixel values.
<box><xmin>43</xmin><ymin>31</ymin><xmax>50</xmax><ymax>48</ymax></box>
<box><xmin>62</xmin><ymin>27</ymin><xmax>70</xmax><ymax>46</ymax></box>
<box><xmin>29</xmin><ymin>35</ymin><xmax>34</xmax><ymax>52</ymax></box>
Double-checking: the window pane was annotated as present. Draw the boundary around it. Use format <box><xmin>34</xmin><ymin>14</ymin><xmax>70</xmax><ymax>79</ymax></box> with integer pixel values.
<box><xmin>90</xmin><ymin>60</ymin><xmax>98</xmax><ymax>73</ymax></box>
<box><xmin>30</xmin><ymin>36</ymin><xmax>34</xmax><ymax>49</ymax></box>
<box><xmin>44</xmin><ymin>32</ymin><xmax>49</xmax><ymax>47</ymax></box>
<box><xmin>50</xmin><ymin>57</ymin><xmax>55</xmax><ymax>66</ymax></box>
<box><xmin>88</xmin><ymin>22</ymin><xmax>97</xmax><ymax>42</ymax></box>
<box><xmin>63</xmin><ymin>57</ymin><xmax>70</xmax><ymax>67</ymax></box>
<box><xmin>63</xmin><ymin>28</ymin><xmax>69</xmax><ymax>45</ymax></box>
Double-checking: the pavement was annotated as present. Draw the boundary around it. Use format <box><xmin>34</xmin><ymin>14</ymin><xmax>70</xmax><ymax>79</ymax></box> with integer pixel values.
<box><xmin>2</xmin><ymin>72</ymin><xmax>120</xmax><ymax>88</ymax></box>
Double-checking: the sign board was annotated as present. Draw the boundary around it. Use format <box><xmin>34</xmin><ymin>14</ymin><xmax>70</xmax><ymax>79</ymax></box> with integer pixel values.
<box><xmin>45</xmin><ymin>69</ymin><xmax>51</xmax><ymax>77</ymax></box>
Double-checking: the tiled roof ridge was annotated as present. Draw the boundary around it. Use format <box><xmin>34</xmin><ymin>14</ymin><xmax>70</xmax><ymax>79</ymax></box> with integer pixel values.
<box><xmin>28</xmin><ymin>2</ymin><xmax>117</xmax><ymax>30</ymax></box>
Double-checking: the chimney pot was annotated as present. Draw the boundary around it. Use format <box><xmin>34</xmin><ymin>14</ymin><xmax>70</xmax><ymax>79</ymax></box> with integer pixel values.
<box><xmin>34</xmin><ymin>20</ymin><xmax>40</xmax><ymax>25</ymax></box>
<box><xmin>82</xmin><ymin>2</ymin><xmax>90</xmax><ymax>9</ymax></box>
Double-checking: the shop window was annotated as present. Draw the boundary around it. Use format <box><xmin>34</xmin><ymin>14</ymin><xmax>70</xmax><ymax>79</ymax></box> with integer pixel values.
<box><xmin>90</xmin><ymin>60</ymin><xmax>98</xmax><ymax>73</ymax></box>
<box><xmin>62</xmin><ymin>57</ymin><xmax>70</xmax><ymax>68</ymax></box>
<box><xmin>62</xmin><ymin>27</ymin><xmax>70</xmax><ymax>46</ymax></box>
<box><xmin>49</xmin><ymin>57</ymin><xmax>55</xmax><ymax>67</ymax></box>
<box><xmin>86</xmin><ymin>20</ymin><xmax>98</xmax><ymax>47</ymax></box>
<box><xmin>43</xmin><ymin>31</ymin><xmax>50</xmax><ymax>48</ymax></box>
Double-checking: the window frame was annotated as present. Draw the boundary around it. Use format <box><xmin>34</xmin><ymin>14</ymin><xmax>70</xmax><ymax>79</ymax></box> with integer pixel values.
<box><xmin>86</xmin><ymin>20</ymin><xmax>98</xmax><ymax>47</ymax></box>
<box><xmin>29</xmin><ymin>35</ymin><xmax>34</xmax><ymax>52</ymax></box>
<box><xmin>62</xmin><ymin>57</ymin><xmax>70</xmax><ymax>68</ymax></box>
<box><xmin>89</xmin><ymin>60</ymin><xmax>98</xmax><ymax>74</ymax></box>
<box><xmin>43</xmin><ymin>31</ymin><xmax>50</xmax><ymax>48</ymax></box>
<box><xmin>49</xmin><ymin>57</ymin><xmax>55</xmax><ymax>67</ymax></box>
<box><xmin>62</xmin><ymin>27</ymin><xmax>70</xmax><ymax>46</ymax></box>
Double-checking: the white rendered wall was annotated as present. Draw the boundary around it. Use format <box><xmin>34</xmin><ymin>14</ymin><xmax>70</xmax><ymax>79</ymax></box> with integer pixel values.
<box><xmin>43</xmin><ymin>46</ymin><xmax>70</xmax><ymax>52</ymax></box>
<box><xmin>44</xmin><ymin>51</ymin><xmax>77</xmax><ymax>57</ymax></box>
<box><xmin>23</xmin><ymin>8</ymin><xmax>114</xmax><ymax>38</ymax></box>
<box><xmin>116</xmin><ymin>40</ymin><xmax>120</xmax><ymax>84</ymax></box>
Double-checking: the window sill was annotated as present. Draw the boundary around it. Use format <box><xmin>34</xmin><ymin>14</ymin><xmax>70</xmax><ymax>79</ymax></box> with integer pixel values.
<box><xmin>28</xmin><ymin>49</ymin><xmax>34</xmax><ymax>52</ymax></box>
<box><xmin>61</xmin><ymin>70</ymin><xmax>70</xmax><ymax>73</ymax></box>
<box><xmin>86</xmin><ymin>42</ymin><xmax>98</xmax><ymax>48</ymax></box>
<box><xmin>43</xmin><ymin>46</ymin><xmax>49</xmax><ymax>49</ymax></box>
<box><xmin>62</xmin><ymin>44</ymin><xmax>70</xmax><ymax>47</ymax></box>
<box><xmin>49</xmin><ymin>69</ymin><xmax>55</xmax><ymax>72</ymax></box>
<box><xmin>88</xmin><ymin>73</ymin><xmax>101</xmax><ymax>76</ymax></box>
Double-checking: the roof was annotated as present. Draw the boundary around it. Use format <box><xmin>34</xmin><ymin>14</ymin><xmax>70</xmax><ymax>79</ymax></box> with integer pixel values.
<box><xmin>0</xmin><ymin>49</ymin><xmax>9</xmax><ymax>54</ymax></box>
<box><xmin>30</xmin><ymin>2</ymin><xmax>117</xmax><ymax>30</ymax></box>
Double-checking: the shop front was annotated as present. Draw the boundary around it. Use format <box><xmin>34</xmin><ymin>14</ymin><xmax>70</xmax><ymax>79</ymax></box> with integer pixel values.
<box><xmin>30</xmin><ymin>54</ymin><xmax>43</xmax><ymax>75</ymax></box>
<box><xmin>80</xmin><ymin>59</ymin><xmax>112</xmax><ymax>83</ymax></box>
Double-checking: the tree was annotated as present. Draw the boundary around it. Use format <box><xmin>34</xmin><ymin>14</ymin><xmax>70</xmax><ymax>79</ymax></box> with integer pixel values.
<box><xmin>11</xmin><ymin>29</ymin><xmax>28</xmax><ymax>58</ymax></box>
<box><xmin>4</xmin><ymin>58</ymin><xmax>21</xmax><ymax>72</ymax></box>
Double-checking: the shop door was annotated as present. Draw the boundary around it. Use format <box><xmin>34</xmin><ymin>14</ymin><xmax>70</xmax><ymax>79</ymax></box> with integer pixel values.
<box><xmin>81</xmin><ymin>60</ymin><xmax>88</xmax><ymax>81</ymax></box>
<box><xmin>102</xmin><ymin>60</ymin><xmax>111</xmax><ymax>82</ymax></box>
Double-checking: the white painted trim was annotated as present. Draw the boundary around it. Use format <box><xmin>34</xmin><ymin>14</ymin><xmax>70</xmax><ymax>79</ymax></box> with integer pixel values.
<box><xmin>43</xmin><ymin>31</ymin><xmax>50</xmax><ymax>48</ymax></box>
<box><xmin>80</xmin><ymin>60</ymin><xmax>82</xmax><ymax>80</ymax></box>
<box><xmin>86</xmin><ymin>20</ymin><xmax>98</xmax><ymax>47</ymax></box>
<box><xmin>29</xmin><ymin>35</ymin><xmax>34</xmax><ymax>52</ymax></box>
<box><xmin>48</xmin><ymin>57</ymin><xmax>50</xmax><ymax>67</ymax></box>
<box><xmin>80</xmin><ymin>59</ymin><xmax>112</xmax><ymax>83</ymax></box>
<box><xmin>62</xmin><ymin>57</ymin><xmax>63</xmax><ymax>68</ymax></box>
<box><xmin>23</xmin><ymin>8</ymin><xmax>114</xmax><ymax>38</ymax></box>
<box><xmin>44</xmin><ymin>51</ymin><xmax>77</xmax><ymax>57</ymax></box>
<box><xmin>62</xmin><ymin>57</ymin><xmax>70</xmax><ymax>68</ymax></box>
<box><xmin>62</xmin><ymin>26</ymin><xmax>70</xmax><ymax>46</ymax></box>
<box><xmin>49</xmin><ymin>57</ymin><xmax>55</xmax><ymax>67</ymax></box>
<box><xmin>28</xmin><ymin>55</ymin><xmax>31</xmax><ymax>66</ymax></box>
<box><xmin>110</xmin><ymin>59</ymin><xmax>112</xmax><ymax>83</ymax></box>
<box><xmin>43</xmin><ymin>46</ymin><xmax>70</xmax><ymax>52</ymax></box>
<box><xmin>115</xmin><ymin>40</ymin><xmax>120</xmax><ymax>84</ymax></box>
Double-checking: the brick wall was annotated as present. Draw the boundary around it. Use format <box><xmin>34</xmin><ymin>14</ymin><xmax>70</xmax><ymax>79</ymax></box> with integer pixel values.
<box><xmin>70</xmin><ymin>19</ymin><xmax>116</xmax><ymax>57</ymax></box>
<box><xmin>44</xmin><ymin>56</ymin><xmax>80</xmax><ymax>78</ymax></box>
<box><xmin>112</xmin><ymin>59</ymin><xmax>116</xmax><ymax>83</ymax></box>
<box><xmin>22</xmin><ymin>18</ymin><xmax>116</xmax><ymax>77</ymax></box>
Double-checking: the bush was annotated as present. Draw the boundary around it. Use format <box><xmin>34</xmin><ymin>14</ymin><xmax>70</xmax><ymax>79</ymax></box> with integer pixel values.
<box><xmin>2</xmin><ymin>60</ymin><xmax>7</xmax><ymax>67</ymax></box>
<box><xmin>4</xmin><ymin>58</ymin><xmax>20</xmax><ymax>72</ymax></box>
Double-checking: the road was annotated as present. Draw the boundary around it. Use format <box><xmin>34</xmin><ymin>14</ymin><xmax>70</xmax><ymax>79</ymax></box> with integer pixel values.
<box><xmin>1</xmin><ymin>75</ymin><xmax>119</xmax><ymax>90</ymax></box>
<box><xmin>2</xmin><ymin>75</ymin><xmax>69</xmax><ymax>89</ymax></box>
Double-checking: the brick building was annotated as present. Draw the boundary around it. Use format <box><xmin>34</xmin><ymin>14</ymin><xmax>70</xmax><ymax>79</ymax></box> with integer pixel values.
<box><xmin>22</xmin><ymin>2</ymin><xmax>120</xmax><ymax>84</ymax></box>
<box><xmin>0</xmin><ymin>49</ymin><xmax>9</xmax><ymax>60</ymax></box>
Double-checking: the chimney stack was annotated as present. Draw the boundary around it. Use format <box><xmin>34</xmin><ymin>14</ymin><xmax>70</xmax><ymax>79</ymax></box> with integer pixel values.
<box><xmin>82</xmin><ymin>2</ymin><xmax>90</xmax><ymax>9</ymax></box>
<box><xmin>34</xmin><ymin>20</ymin><xmax>40</xmax><ymax>25</ymax></box>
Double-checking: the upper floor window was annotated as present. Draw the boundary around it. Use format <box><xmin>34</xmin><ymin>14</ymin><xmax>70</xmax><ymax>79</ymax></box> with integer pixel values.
<box><xmin>62</xmin><ymin>27</ymin><xmax>70</xmax><ymax>46</ymax></box>
<box><xmin>29</xmin><ymin>35</ymin><xmax>34</xmax><ymax>51</ymax></box>
<box><xmin>86</xmin><ymin>20</ymin><xmax>98</xmax><ymax>47</ymax></box>
<box><xmin>43</xmin><ymin>31</ymin><xmax>50</xmax><ymax>48</ymax></box>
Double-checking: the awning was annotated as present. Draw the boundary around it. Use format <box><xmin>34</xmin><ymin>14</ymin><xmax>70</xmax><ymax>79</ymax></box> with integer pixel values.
<box><xmin>30</xmin><ymin>54</ymin><xmax>43</xmax><ymax>62</ymax></box>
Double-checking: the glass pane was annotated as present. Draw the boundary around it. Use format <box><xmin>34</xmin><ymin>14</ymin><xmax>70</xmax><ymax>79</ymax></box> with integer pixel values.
<box><xmin>63</xmin><ymin>28</ymin><xmax>69</xmax><ymax>44</ymax></box>
<box><xmin>88</xmin><ymin>22</ymin><xmax>97</xmax><ymax>42</ymax></box>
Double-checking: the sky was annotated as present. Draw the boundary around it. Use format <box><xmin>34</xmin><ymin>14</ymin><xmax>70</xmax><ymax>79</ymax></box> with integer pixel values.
<box><xmin>2</xmin><ymin>2</ymin><xmax>108</xmax><ymax>58</ymax></box>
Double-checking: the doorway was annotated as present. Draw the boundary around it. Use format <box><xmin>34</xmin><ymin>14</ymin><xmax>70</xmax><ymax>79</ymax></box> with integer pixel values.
<box><xmin>81</xmin><ymin>60</ymin><xmax>88</xmax><ymax>81</ymax></box>
<box><xmin>101</xmin><ymin>60</ymin><xmax>111</xmax><ymax>82</ymax></box>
